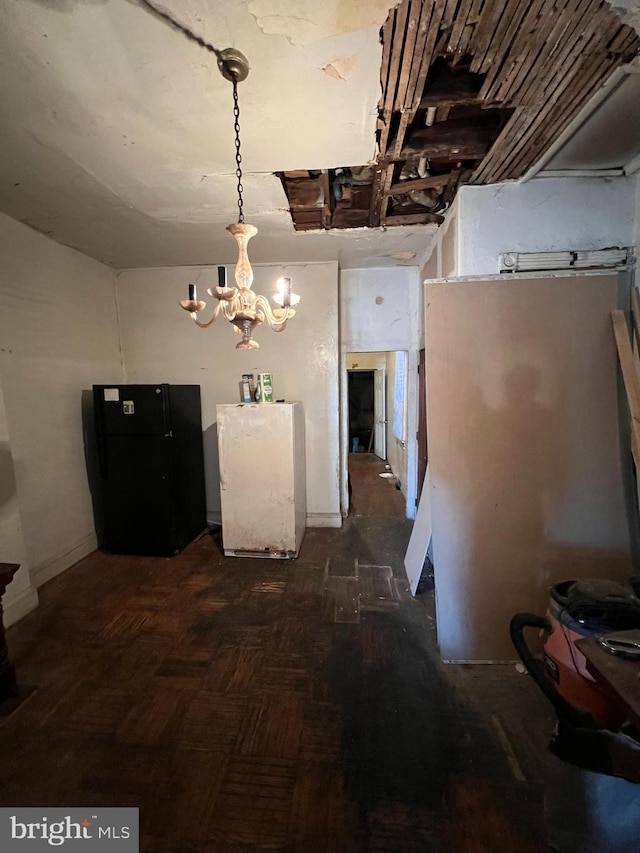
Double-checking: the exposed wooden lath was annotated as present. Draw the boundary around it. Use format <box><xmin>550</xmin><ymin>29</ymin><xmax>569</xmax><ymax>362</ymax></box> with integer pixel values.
<box><xmin>377</xmin><ymin>0</ymin><xmax>639</xmax><ymax>188</ymax></box>
<box><xmin>279</xmin><ymin>0</ymin><xmax>638</xmax><ymax>234</ymax></box>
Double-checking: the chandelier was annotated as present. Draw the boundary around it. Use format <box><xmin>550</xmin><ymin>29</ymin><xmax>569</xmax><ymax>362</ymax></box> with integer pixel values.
<box><xmin>179</xmin><ymin>49</ymin><xmax>300</xmax><ymax>350</ymax></box>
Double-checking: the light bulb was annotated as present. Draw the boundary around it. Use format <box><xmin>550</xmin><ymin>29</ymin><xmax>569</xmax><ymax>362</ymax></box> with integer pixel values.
<box><xmin>273</xmin><ymin>276</ymin><xmax>292</xmax><ymax>307</ymax></box>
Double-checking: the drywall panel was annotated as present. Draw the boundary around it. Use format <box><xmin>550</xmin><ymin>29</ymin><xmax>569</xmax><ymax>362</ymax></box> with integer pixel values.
<box><xmin>404</xmin><ymin>467</ymin><xmax>432</xmax><ymax>595</ymax></box>
<box><xmin>456</xmin><ymin>177</ymin><xmax>635</xmax><ymax>276</ymax></box>
<box><xmin>116</xmin><ymin>262</ymin><xmax>340</xmax><ymax>528</ymax></box>
<box><xmin>426</xmin><ymin>273</ymin><xmax>631</xmax><ymax>661</ymax></box>
<box><xmin>0</xmin><ymin>213</ymin><xmax>122</xmax><ymax>588</ymax></box>
<box><xmin>340</xmin><ymin>267</ymin><xmax>421</xmax><ymax>518</ymax></box>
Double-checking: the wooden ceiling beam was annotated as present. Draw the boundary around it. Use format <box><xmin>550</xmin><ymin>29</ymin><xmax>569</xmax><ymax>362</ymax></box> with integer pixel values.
<box><xmin>419</xmin><ymin>68</ymin><xmax>482</xmax><ymax>107</ymax></box>
<box><xmin>400</xmin><ymin>116</ymin><xmax>498</xmax><ymax>160</ymax></box>
<box><xmin>378</xmin><ymin>165</ymin><xmax>396</xmax><ymax>225</ymax></box>
<box><xmin>385</xmin><ymin>211</ymin><xmax>445</xmax><ymax>226</ymax></box>
<box><xmin>370</xmin><ymin>163</ymin><xmax>397</xmax><ymax>226</ymax></box>
<box><xmin>387</xmin><ymin>174</ymin><xmax>452</xmax><ymax>195</ymax></box>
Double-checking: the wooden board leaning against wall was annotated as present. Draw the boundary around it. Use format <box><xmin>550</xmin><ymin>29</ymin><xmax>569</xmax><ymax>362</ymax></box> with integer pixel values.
<box><xmin>425</xmin><ymin>272</ymin><xmax>632</xmax><ymax>662</ymax></box>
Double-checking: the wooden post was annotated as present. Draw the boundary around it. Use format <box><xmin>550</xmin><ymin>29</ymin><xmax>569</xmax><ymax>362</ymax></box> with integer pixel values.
<box><xmin>611</xmin><ymin>310</ymin><xmax>640</xmax><ymax>470</ymax></box>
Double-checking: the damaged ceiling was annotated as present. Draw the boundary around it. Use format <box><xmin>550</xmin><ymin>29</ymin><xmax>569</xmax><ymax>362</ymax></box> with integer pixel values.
<box><xmin>0</xmin><ymin>0</ymin><xmax>638</xmax><ymax>269</ymax></box>
<box><xmin>279</xmin><ymin>0</ymin><xmax>639</xmax><ymax>233</ymax></box>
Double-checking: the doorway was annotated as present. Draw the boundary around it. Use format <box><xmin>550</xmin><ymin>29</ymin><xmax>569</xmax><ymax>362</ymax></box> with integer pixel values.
<box><xmin>344</xmin><ymin>351</ymin><xmax>409</xmax><ymax>518</ymax></box>
<box><xmin>347</xmin><ymin>369</ymin><xmax>386</xmax><ymax>458</ymax></box>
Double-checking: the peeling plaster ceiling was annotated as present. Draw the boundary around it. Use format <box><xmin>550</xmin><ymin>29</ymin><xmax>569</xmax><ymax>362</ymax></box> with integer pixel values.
<box><xmin>0</xmin><ymin>0</ymin><xmax>639</xmax><ymax>270</ymax></box>
<box><xmin>0</xmin><ymin>0</ymin><xmax>436</xmax><ymax>268</ymax></box>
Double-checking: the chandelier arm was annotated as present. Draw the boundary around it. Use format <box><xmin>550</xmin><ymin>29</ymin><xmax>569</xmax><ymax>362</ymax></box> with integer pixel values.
<box><xmin>220</xmin><ymin>302</ymin><xmax>237</xmax><ymax>323</ymax></box>
<box><xmin>254</xmin><ymin>295</ymin><xmax>292</xmax><ymax>329</ymax></box>
<box><xmin>191</xmin><ymin>302</ymin><xmax>222</xmax><ymax>328</ymax></box>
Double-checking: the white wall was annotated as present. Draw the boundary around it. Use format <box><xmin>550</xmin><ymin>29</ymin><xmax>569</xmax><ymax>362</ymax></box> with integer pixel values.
<box><xmin>340</xmin><ymin>267</ymin><xmax>421</xmax><ymax>518</ymax></box>
<box><xmin>0</xmin><ymin>380</ymin><xmax>38</xmax><ymax>627</ymax></box>
<box><xmin>116</xmin><ymin>262</ymin><xmax>341</xmax><ymax>528</ymax></box>
<box><xmin>419</xmin><ymin>194</ymin><xmax>460</xmax><ymax>289</ymax></box>
<box><xmin>0</xmin><ymin>213</ymin><xmax>123</xmax><ymax>589</ymax></box>
<box><xmin>456</xmin><ymin>176</ymin><xmax>636</xmax><ymax>276</ymax></box>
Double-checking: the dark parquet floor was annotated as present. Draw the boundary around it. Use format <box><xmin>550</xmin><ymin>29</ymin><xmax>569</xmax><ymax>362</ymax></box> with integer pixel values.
<box><xmin>0</xmin><ymin>462</ymin><xmax>555</xmax><ymax>852</ymax></box>
<box><xmin>348</xmin><ymin>453</ymin><xmax>407</xmax><ymax>518</ymax></box>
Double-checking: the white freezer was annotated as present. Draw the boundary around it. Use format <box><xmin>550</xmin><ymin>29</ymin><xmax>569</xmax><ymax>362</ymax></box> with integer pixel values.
<box><xmin>216</xmin><ymin>402</ymin><xmax>306</xmax><ymax>558</ymax></box>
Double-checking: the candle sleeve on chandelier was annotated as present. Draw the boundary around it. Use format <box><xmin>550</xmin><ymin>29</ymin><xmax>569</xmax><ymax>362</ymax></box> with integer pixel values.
<box><xmin>282</xmin><ymin>277</ymin><xmax>291</xmax><ymax>307</ymax></box>
<box><xmin>275</xmin><ymin>277</ymin><xmax>291</xmax><ymax>307</ymax></box>
<box><xmin>218</xmin><ymin>266</ymin><xmax>227</xmax><ymax>288</ymax></box>
<box><xmin>273</xmin><ymin>277</ymin><xmax>299</xmax><ymax>308</ymax></box>
<box><xmin>189</xmin><ymin>284</ymin><xmax>196</xmax><ymax>301</ymax></box>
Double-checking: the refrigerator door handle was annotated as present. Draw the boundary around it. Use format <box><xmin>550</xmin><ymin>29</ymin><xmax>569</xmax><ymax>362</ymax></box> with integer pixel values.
<box><xmin>218</xmin><ymin>420</ymin><xmax>227</xmax><ymax>490</ymax></box>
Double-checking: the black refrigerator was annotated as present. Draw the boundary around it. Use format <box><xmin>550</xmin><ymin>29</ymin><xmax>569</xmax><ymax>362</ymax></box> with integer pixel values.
<box><xmin>93</xmin><ymin>384</ymin><xmax>206</xmax><ymax>556</ymax></box>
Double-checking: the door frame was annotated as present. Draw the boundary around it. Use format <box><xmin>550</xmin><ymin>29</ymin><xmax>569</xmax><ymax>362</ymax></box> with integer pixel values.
<box><xmin>416</xmin><ymin>348</ymin><xmax>428</xmax><ymax>505</ymax></box>
<box><xmin>373</xmin><ymin>368</ymin><xmax>387</xmax><ymax>459</ymax></box>
<box><xmin>340</xmin><ymin>350</ymin><xmax>418</xmax><ymax>520</ymax></box>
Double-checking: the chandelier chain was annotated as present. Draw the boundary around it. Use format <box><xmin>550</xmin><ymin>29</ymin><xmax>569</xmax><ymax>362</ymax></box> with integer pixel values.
<box><xmin>136</xmin><ymin>0</ymin><xmax>223</xmax><ymax>60</ymax></box>
<box><xmin>135</xmin><ymin>1</ymin><xmax>246</xmax><ymax>225</ymax></box>
<box><xmin>232</xmin><ymin>80</ymin><xmax>244</xmax><ymax>225</ymax></box>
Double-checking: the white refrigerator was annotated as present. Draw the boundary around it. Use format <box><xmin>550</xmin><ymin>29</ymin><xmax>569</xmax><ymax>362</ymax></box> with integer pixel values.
<box><xmin>216</xmin><ymin>402</ymin><xmax>306</xmax><ymax>558</ymax></box>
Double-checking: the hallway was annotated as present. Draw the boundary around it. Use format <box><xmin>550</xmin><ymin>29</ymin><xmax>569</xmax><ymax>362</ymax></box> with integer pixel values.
<box><xmin>0</xmin><ymin>519</ymin><xmax>553</xmax><ymax>852</ymax></box>
<box><xmin>348</xmin><ymin>453</ymin><xmax>407</xmax><ymax>518</ymax></box>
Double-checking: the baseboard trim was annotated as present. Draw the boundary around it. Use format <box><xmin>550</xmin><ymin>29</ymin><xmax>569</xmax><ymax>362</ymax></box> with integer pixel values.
<box><xmin>306</xmin><ymin>513</ymin><xmax>342</xmax><ymax>529</ymax></box>
<box><xmin>4</xmin><ymin>587</ymin><xmax>39</xmax><ymax>629</ymax></box>
<box><xmin>30</xmin><ymin>532</ymin><xmax>97</xmax><ymax>589</ymax></box>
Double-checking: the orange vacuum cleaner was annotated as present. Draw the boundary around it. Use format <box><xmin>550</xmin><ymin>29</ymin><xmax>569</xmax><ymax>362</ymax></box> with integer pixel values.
<box><xmin>511</xmin><ymin>579</ymin><xmax>640</xmax><ymax>730</ymax></box>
